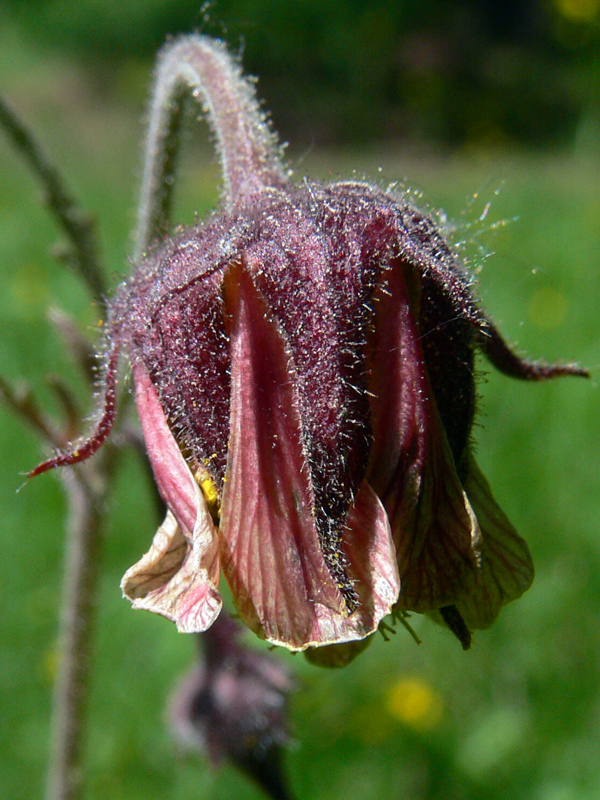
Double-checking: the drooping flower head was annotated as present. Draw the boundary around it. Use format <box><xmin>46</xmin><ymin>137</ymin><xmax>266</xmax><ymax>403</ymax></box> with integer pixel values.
<box><xmin>169</xmin><ymin>614</ymin><xmax>295</xmax><ymax>799</ymax></box>
<box><xmin>30</xmin><ymin>35</ymin><xmax>588</xmax><ymax>663</ymax></box>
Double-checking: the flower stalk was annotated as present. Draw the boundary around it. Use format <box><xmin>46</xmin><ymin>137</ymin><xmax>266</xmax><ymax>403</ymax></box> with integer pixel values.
<box><xmin>135</xmin><ymin>36</ymin><xmax>287</xmax><ymax>260</ymax></box>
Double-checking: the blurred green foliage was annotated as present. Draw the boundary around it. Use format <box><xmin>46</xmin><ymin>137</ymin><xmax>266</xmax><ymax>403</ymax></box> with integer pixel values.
<box><xmin>1</xmin><ymin>14</ymin><xmax>599</xmax><ymax>800</ymax></box>
<box><xmin>3</xmin><ymin>0</ymin><xmax>600</xmax><ymax>147</ymax></box>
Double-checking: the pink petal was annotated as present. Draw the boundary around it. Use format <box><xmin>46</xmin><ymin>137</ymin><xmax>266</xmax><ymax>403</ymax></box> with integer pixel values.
<box><xmin>219</xmin><ymin>262</ymin><xmax>399</xmax><ymax>650</ymax></box>
<box><xmin>121</xmin><ymin>506</ymin><xmax>222</xmax><ymax>632</ymax></box>
<box><xmin>343</xmin><ymin>481</ymin><xmax>402</xmax><ymax>630</ymax></box>
<box><xmin>121</xmin><ymin>362</ymin><xmax>222</xmax><ymax>632</ymax></box>
<box><xmin>368</xmin><ymin>258</ymin><xmax>480</xmax><ymax>613</ymax></box>
<box><xmin>133</xmin><ymin>362</ymin><xmax>198</xmax><ymax>535</ymax></box>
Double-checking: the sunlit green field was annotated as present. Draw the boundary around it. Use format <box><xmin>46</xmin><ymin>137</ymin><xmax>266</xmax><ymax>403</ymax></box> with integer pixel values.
<box><xmin>1</xmin><ymin>35</ymin><xmax>599</xmax><ymax>800</ymax></box>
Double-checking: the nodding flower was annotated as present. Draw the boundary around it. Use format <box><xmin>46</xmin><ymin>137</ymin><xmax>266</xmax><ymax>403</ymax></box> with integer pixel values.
<box><xmin>30</xmin><ymin>35</ymin><xmax>588</xmax><ymax>665</ymax></box>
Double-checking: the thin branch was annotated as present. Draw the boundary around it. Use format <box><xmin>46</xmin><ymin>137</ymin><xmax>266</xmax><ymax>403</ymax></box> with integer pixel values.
<box><xmin>0</xmin><ymin>363</ymin><xmax>112</xmax><ymax>800</ymax></box>
<box><xmin>0</xmin><ymin>94</ymin><xmax>107</xmax><ymax>300</ymax></box>
<box><xmin>0</xmin><ymin>375</ymin><xmax>115</xmax><ymax>800</ymax></box>
<box><xmin>0</xmin><ymin>375</ymin><xmax>62</xmax><ymax>446</ymax></box>
<box><xmin>47</xmin><ymin>308</ymin><xmax>99</xmax><ymax>388</ymax></box>
<box><xmin>45</xmin><ymin>459</ymin><xmax>110</xmax><ymax>800</ymax></box>
<box><xmin>0</xmin><ymin>92</ymin><xmax>115</xmax><ymax>800</ymax></box>
<box><xmin>45</xmin><ymin>376</ymin><xmax>85</xmax><ymax>440</ymax></box>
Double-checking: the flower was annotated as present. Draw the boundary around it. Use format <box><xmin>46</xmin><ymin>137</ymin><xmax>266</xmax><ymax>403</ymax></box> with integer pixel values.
<box><xmin>168</xmin><ymin>614</ymin><xmax>295</xmax><ymax>800</ymax></box>
<box><xmin>30</xmin><ymin>35</ymin><xmax>587</xmax><ymax>661</ymax></box>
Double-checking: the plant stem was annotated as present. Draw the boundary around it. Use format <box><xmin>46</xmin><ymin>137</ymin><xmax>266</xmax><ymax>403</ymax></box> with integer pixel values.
<box><xmin>0</xmin><ymin>95</ymin><xmax>107</xmax><ymax>300</ymax></box>
<box><xmin>0</xmin><ymin>91</ymin><xmax>113</xmax><ymax>800</ymax></box>
<box><xmin>45</xmin><ymin>461</ymin><xmax>108</xmax><ymax>800</ymax></box>
<box><xmin>134</xmin><ymin>34</ymin><xmax>287</xmax><ymax>260</ymax></box>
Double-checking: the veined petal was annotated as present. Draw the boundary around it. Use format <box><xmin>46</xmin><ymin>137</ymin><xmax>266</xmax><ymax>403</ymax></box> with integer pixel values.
<box><xmin>456</xmin><ymin>456</ymin><xmax>534</xmax><ymax>629</ymax></box>
<box><xmin>368</xmin><ymin>258</ymin><xmax>480</xmax><ymax>613</ymax></box>
<box><xmin>220</xmin><ymin>262</ymin><xmax>399</xmax><ymax>650</ymax></box>
<box><xmin>121</xmin><ymin>505</ymin><xmax>222</xmax><ymax>632</ymax></box>
<box><xmin>310</xmin><ymin>481</ymin><xmax>400</xmax><ymax>648</ymax></box>
<box><xmin>343</xmin><ymin>481</ymin><xmax>401</xmax><ymax>628</ymax></box>
<box><xmin>122</xmin><ymin>362</ymin><xmax>222</xmax><ymax>631</ymax></box>
<box><xmin>391</xmin><ymin>437</ymin><xmax>481</xmax><ymax>614</ymax></box>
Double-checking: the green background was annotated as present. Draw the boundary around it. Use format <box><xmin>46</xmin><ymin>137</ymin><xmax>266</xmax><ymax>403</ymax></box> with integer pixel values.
<box><xmin>1</xmin><ymin>2</ymin><xmax>599</xmax><ymax>798</ymax></box>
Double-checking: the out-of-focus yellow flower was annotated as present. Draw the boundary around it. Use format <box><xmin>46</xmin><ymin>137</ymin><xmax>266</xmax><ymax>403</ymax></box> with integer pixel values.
<box><xmin>385</xmin><ymin>677</ymin><xmax>444</xmax><ymax>732</ymax></box>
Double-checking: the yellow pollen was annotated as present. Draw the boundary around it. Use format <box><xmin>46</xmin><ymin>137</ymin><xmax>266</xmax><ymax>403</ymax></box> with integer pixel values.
<box><xmin>200</xmin><ymin>477</ymin><xmax>219</xmax><ymax>508</ymax></box>
<box><xmin>194</xmin><ymin>470</ymin><xmax>221</xmax><ymax>523</ymax></box>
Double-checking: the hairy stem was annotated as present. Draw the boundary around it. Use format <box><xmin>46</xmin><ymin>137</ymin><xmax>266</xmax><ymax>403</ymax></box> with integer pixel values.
<box><xmin>0</xmin><ymin>95</ymin><xmax>107</xmax><ymax>300</ymax></box>
<box><xmin>45</xmin><ymin>461</ymin><xmax>108</xmax><ymax>800</ymax></box>
<box><xmin>0</xmin><ymin>92</ymin><xmax>115</xmax><ymax>800</ymax></box>
<box><xmin>474</xmin><ymin>318</ymin><xmax>590</xmax><ymax>381</ymax></box>
<box><xmin>134</xmin><ymin>34</ymin><xmax>287</xmax><ymax>260</ymax></box>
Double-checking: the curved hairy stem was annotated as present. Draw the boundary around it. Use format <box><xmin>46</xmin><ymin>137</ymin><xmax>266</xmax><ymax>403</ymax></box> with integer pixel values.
<box><xmin>134</xmin><ymin>34</ymin><xmax>288</xmax><ymax>260</ymax></box>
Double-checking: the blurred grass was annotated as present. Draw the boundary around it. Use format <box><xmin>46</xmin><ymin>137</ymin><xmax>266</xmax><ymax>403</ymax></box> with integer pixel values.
<box><xmin>1</xmin><ymin>32</ymin><xmax>599</xmax><ymax>800</ymax></box>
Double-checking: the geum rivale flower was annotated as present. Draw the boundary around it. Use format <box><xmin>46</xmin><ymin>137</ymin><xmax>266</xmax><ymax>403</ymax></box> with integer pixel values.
<box><xmin>30</xmin><ymin>36</ymin><xmax>588</xmax><ymax>660</ymax></box>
